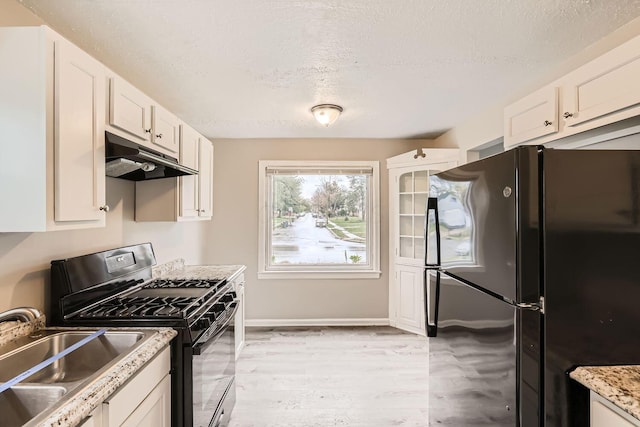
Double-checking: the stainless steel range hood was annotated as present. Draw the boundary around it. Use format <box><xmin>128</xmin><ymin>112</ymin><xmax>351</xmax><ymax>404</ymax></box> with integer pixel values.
<box><xmin>105</xmin><ymin>131</ymin><xmax>198</xmax><ymax>181</ymax></box>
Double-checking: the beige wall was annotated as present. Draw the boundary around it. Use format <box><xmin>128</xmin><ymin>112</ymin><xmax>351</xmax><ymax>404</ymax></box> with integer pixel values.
<box><xmin>203</xmin><ymin>139</ymin><xmax>425</xmax><ymax>321</ymax></box>
<box><xmin>435</xmin><ymin>15</ymin><xmax>640</xmax><ymax>155</ymax></box>
<box><xmin>0</xmin><ymin>0</ymin><xmax>42</xmax><ymax>26</ymax></box>
<box><xmin>0</xmin><ymin>179</ymin><xmax>206</xmax><ymax>312</ymax></box>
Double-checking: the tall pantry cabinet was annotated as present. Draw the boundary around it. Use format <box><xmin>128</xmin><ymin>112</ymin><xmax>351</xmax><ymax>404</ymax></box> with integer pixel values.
<box><xmin>387</xmin><ymin>149</ymin><xmax>458</xmax><ymax>335</ymax></box>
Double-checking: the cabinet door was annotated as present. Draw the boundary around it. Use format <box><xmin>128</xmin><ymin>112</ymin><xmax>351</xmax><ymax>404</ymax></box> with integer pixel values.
<box><xmin>78</xmin><ymin>405</ymin><xmax>103</xmax><ymax>427</ymax></box>
<box><xmin>563</xmin><ymin>35</ymin><xmax>640</xmax><ymax>129</ymax></box>
<box><xmin>151</xmin><ymin>105</ymin><xmax>180</xmax><ymax>155</ymax></box>
<box><xmin>109</xmin><ymin>77</ymin><xmax>152</xmax><ymax>141</ymax></box>
<box><xmin>590</xmin><ymin>392</ymin><xmax>640</xmax><ymax>427</ymax></box>
<box><xmin>198</xmin><ymin>139</ymin><xmax>214</xmax><ymax>217</ymax></box>
<box><xmin>103</xmin><ymin>347</ymin><xmax>170</xmax><ymax>427</ymax></box>
<box><xmin>394</xmin><ymin>169</ymin><xmax>429</xmax><ymax>265</ymax></box>
<box><xmin>120</xmin><ymin>375</ymin><xmax>171</xmax><ymax>427</ymax></box>
<box><xmin>54</xmin><ymin>38</ymin><xmax>105</xmax><ymax>223</ymax></box>
<box><xmin>395</xmin><ymin>264</ymin><xmax>425</xmax><ymax>335</ymax></box>
<box><xmin>234</xmin><ymin>277</ymin><xmax>245</xmax><ymax>358</ymax></box>
<box><xmin>504</xmin><ymin>86</ymin><xmax>558</xmax><ymax>147</ymax></box>
<box><xmin>179</xmin><ymin>125</ymin><xmax>200</xmax><ymax>219</ymax></box>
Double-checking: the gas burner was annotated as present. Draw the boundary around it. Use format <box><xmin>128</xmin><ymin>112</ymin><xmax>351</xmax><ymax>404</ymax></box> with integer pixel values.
<box><xmin>144</xmin><ymin>278</ymin><xmax>226</xmax><ymax>289</ymax></box>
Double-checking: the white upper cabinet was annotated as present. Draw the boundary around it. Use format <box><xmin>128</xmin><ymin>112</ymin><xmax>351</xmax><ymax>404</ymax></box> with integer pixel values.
<box><xmin>151</xmin><ymin>105</ymin><xmax>180</xmax><ymax>155</ymax></box>
<box><xmin>505</xmin><ymin>33</ymin><xmax>640</xmax><ymax>148</ymax></box>
<box><xmin>504</xmin><ymin>87</ymin><xmax>558</xmax><ymax>147</ymax></box>
<box><xmin>54</xmin><ymin>38</ymin><xmax>106</xmax><ymax>223</ymax></box>
<box><xmin>563</xmin><ymin>35</ymin><xmax>640</xmax><ymax>129</ymax></box>
<box><xmin>136</xmin><ymin>125</ymin><xmax>213</xmax><ymax>222</ymax></box>
<box><xmin>108</xmin><ymin>75</ymin><xmax>179</xmax><ymax>157</ymax></box>
<box><xmin>0</xmin><ymin>26</ymin><xmax>106</xmax><ymax>232</ymax></box>
<box><xmin>178</xmin><ymin>124</ymin><xmax>213</xmax><ymax>220</ymax></box>
<box><xmin>109</xmin><ymin>77</ymin><xmax>152</xmax><ymax>142</ymax></box>
<box><xmin>197</xmin><ymin>138</ymin><xmax>214</xmax><ymax>218</ymax></box>
<box><xmin>179</xmin><ymin>125</ymin><xmax>200</xmax><ymax>219</ymax></box>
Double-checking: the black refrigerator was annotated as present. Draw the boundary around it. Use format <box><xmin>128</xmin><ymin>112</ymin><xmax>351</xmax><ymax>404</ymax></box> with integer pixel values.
<box><xmin>424</xmin><ymin>146</ymin><xmax>640</xmax><ymax>426</ymax></box>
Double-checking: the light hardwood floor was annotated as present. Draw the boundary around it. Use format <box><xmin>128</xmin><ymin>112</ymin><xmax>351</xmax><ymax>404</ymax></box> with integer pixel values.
<box><xmin>227</xmin><ymin>326</ymin><xmax>429</xmax><ymax>427</ymax></box>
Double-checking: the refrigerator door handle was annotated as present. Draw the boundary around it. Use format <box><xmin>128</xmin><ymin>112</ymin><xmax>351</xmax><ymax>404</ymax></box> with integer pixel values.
<box><xmin>425</xmin><ymin>197</ymin><xmax>441</xmax><ymax>269</ymax></box>
<box><xmin>515</xmin><ymin>296</ymin><xmax>545</xmax><ymax>313</ymax></box>
<box><xmin>425</xmin><ymin>270</ymin><xmax>440</xmax><ymax>337</ymax></box>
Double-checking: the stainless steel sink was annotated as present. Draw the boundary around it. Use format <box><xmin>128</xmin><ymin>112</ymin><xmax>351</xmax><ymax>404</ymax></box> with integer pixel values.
<box><xmin>0</xmin><ymin>385</ymin><xmax>67</xmax><ymax>427</ymax></box>
<box><xmin>0</xmin><ymin>328</ymin><xmax>156</xmax><ymax>427</ymax></box>
<box><xmin>0</xmin><ymin>331</ymin><xmax>145</xmax><ymax>383</ymax></box>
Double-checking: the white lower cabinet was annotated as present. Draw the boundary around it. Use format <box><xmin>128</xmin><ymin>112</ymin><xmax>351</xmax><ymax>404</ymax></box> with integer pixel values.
<box><xmin>393</xmin><ymin>264</ymin><xmax>425</xmax><ymax>335</ymax></box>
<box><xmin>232</xmin><ymin>273</ymin><xmax>246</xmax><ymax>358</ymax></box>
<box><xmin>102</xmin><ymin>347</ymin><xmax>171</xmax><ymax>427</ymax></box>
<box><xmin>79</xmin><ymin>406</ymin><xmax>103</xmax><ymax>427</ymax></box>
<box><xmin>591</xmin><ymin>392</ymin><xmax>640</xmax><ymax>427</ymax></box>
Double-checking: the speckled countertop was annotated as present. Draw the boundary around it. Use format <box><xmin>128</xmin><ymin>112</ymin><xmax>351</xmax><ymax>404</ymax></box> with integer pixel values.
<box><xmin>571</xmin><ymin>366</ymin><xmax>640</xmax><ymax>420</ymax></box>
<box><xmin>0</xmin><ymin>314</ymin><xmax>176</xmax><ymax>427</ymax></box>
<box><xmin>153</xmin><ymin>259</ymin><xmax>246</xmax><ymax>283</ymax></box>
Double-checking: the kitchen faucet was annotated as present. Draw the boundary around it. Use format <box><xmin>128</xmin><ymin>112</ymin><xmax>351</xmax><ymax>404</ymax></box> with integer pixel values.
<box><xmin>0</xmin><ymin>307</ymin><xmax>42</xmax><ymax>323</ymax></box>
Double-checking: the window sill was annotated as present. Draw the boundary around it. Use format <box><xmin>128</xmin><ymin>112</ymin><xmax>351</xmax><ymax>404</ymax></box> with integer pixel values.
<box><xmin>258</xmin><ymin>270</ymin><xmax>382</xmax><ymax>280</ymax></box>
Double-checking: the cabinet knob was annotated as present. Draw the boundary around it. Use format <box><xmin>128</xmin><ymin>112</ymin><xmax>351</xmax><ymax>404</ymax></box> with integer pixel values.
<box><xmin>156</xmin><ymin>133</ymin><xmax>163</xmax><ymax>139</ymax></box>
<box><xmin>563</xmin><ymin>112</ymin><xmax>574</xmax><ymax>119</ymax></box>
<box><xmin>99</xmin><ymin>205</ymin><xmax>110</xmax><ymax>212</ymax></box>
<box><xmin>144</xmin><ymin>128</ymin><xmax>152</xmax><ymax>133</ymax></box>
<box><xmin>543</xmin><ymin>120</ymin><xmax>553</xmax><ymax>127</ymax></box>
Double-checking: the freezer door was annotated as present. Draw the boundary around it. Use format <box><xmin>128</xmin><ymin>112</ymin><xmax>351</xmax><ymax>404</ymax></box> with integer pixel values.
<box><xmin>428</xmin><ymin>272</ymin><xmax>517</xmax><ymax>426</ymax></box>
<box><xmin>543</xmin><ymin>149</ymin><xmax>640</xmax><ymax>426</ymax></box>
<box><xmin>428</xmin><ymin>146</ymin><xmax>540</xmax><ymax>302</ymax></box>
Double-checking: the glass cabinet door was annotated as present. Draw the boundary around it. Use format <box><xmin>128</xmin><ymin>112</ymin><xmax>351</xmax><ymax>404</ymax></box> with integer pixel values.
<box><xmin>397</xmin><ymin>170</ymin><xmax>429</xmax><ymax>262</ymax></box>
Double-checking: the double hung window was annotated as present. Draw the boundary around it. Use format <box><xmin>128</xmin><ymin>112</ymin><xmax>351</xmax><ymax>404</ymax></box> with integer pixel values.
<box><xmin>258</xmin><ymin>161</ymin><xmax>380</xmax><ymax>279</ymax></box>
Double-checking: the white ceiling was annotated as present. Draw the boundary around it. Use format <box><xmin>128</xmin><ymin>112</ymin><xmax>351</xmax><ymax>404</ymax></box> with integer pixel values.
<box><xmin>18</xmin><ymin>0</ymin><xmax>640</xmax><ymax>139</ymax></box>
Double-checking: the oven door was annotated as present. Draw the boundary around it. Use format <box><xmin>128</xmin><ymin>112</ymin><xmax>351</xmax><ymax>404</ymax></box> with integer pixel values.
<box><xmin>191</xmin><ymin>316</ymin><xmax>236</xmax><ymax>427</ymax></box>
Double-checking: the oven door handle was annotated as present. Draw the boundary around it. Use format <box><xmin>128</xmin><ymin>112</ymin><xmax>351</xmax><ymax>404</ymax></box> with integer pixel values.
<box><xmin>192</xmin><ymin>300</ymin><xmax>239</xmax><ymax>355</ymax></box>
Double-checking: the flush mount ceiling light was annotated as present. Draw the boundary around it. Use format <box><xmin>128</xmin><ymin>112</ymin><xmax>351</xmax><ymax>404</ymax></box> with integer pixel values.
<box><xmin>311</xmin><ymin>104</ymin><xmax>343</xmax><ymax>127</ymax></box>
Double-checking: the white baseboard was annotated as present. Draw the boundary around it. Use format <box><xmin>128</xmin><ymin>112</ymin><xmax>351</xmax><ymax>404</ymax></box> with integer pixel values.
<box><xmin>245</xmin><ymin>318</ymin><xmax>390</xmax><ymax>327</ymax></box>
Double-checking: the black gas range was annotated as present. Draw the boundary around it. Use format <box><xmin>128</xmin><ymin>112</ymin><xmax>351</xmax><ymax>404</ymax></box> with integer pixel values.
<box><xmin>48</xmin><ymin>243</ymin><xmax>237</xmax><ymax>427</ymax></box>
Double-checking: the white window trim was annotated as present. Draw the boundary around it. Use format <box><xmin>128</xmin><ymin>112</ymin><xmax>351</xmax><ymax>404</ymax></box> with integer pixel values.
<box><xmin>258</xmin><ymin>160</ymin><xmax>381</xmax><ymax>279</ymax></box>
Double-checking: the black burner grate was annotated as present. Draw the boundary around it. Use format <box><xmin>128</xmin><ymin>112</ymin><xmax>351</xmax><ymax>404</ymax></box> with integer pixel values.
<box><xmin>144</xmin><ymin>278</ymin><xmax>226</xmax><ymax>289</ymax></box>
<box><xmin>78</xmin><ymin>295</ymin><xmax>202</xmax><ymax>319</ymax></box>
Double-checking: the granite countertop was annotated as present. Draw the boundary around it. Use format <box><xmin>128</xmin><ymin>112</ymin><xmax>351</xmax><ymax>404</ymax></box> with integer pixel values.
<box><xmin>571</xmin><ymin>366</ymin><xmax>640</xmax><ymax>420</ymax></box>
<box><xmin>0</xmin><ymin>315</ymin><xmax>176</xmax><ymax>427</ymax></box>
<box><xmin>153</xmin><ymin>259</ymin><xmax>246</xmax><ymax>283</ymax></box>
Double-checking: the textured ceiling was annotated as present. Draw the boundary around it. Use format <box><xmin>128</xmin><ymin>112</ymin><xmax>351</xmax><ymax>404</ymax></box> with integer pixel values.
<box><xmin>17</xmin><ymin>0</ymin><xmax>640</xmax><ymax>139</ymax></box>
